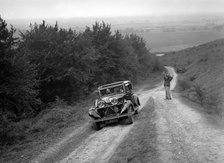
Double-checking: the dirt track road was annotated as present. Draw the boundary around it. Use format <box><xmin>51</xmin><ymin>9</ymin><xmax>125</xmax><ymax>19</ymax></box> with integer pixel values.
<box><xmin>32</xmin><ymin>67</ymin><xmax>224</xmax><ymax>163</ymax></box>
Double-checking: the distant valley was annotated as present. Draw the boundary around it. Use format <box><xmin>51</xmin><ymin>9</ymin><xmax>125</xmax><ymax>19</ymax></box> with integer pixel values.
<box><xmin>8</xmin><ymin>14</ymin><xmax>224</xmax><ymax>52</ymax></box>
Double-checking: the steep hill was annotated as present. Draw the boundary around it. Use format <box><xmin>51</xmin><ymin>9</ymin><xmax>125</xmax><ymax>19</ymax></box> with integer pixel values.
<box><xmin>160</xmin><ymin>39</ymin><xmax>224</xmax><ymax>116</ymax></box>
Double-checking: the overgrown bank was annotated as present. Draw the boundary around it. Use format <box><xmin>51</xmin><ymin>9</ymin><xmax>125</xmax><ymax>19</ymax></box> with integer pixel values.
<box><xmin>160</xmin><ymin>39</ymin><xmax>224</xmax><ymax>116</ymax></box>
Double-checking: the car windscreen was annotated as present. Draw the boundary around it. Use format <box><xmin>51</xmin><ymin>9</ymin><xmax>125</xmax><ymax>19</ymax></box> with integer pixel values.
<box><xmin>100</xmin><ymin>85</ymin><xmax>124</xmax><ymax>96</ymax></box>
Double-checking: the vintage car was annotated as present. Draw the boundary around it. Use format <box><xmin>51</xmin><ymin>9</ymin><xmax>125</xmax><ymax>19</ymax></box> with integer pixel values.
<box><xmin>89</xmin><ymin>80</ymin><xmax>140</xmax><ymax>130</ymax></box>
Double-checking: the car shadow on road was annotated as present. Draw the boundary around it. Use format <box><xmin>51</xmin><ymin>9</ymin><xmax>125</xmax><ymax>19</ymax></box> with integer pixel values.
<box><xmin>109</xmin><ymin>97</ymin><xmax>159</xmax><ymax>163</ymax></box>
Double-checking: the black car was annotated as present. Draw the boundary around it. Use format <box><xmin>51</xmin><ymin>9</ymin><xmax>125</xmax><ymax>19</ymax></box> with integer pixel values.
<box><xmin>89</xmin><ymin>81</ymin><xmax>140</xmax><ymax>130</ymax></box>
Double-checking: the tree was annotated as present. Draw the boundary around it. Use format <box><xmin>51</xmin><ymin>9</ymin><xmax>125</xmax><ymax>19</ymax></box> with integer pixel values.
<box><xmin>0</xmin><ymin>16</ymin><xmax>39</xmax><ymax>118</ymax></box>
<box><xmin>19</xmin><ymin>21</ymin><xmax>162</xmax><ymax>104</ymax></box>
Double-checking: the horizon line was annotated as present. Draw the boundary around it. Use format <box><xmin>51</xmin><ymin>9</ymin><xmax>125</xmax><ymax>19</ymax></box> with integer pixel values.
<box><xmin>5</xmin><ymin>12</ymin><xmax>224</xmax><ymax>21</ymax></box>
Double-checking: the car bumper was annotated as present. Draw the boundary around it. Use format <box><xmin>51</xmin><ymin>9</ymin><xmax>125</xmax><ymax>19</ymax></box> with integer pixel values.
<box><xmin>92</xmin><ymin>112</ymin><xmax>133</xmax><ymax>122</ymax></box>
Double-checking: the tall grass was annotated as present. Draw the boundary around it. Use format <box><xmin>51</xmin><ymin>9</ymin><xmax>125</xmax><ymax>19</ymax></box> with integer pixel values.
<box><xmin>0</xmin><ymin>94</ymin><xmax>96</xmax><ymax>148</ymax></box>
<box><xmin>178</xmin><ymin>79</ymin><xmax>222</xmax><ymax>115</ymax></box>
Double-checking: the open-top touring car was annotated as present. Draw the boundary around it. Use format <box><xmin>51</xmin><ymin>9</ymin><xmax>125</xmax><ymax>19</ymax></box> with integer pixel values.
<box><xmin>88</xmin><ymin>81</ymin><xmax>140</xmax><ymax>130</ymax></box>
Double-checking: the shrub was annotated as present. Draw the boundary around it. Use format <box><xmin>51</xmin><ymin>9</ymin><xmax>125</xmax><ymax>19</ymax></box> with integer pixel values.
<box><xmin>29</xmin><ymin>107</ymin><xmax>70</xmax><ymax>133</ymax></box>
<box><xmin>0</xmin><ymin>115</ymin><xmax>13</xmax><ymax>146</ymax></box>
<box><xmin>0</xmin><ymin>115</ymin><xmax>27</xmax><ymax>146</ymax></box>
<box><xmin>29</xmin><ymin>97</ymin><xmax>89</xmax><ymax>134</ymax></box>
<box><xmin>204</xmin><ymin>94</ymin><xmax>222</xmax><ymax>115</ymax></box>
<box><xmin>176</xmin><ymin>67</ymin><xmax>186</xmax><ymax>73</ymax></box>
<box><xmin>189</xmin><ymin>84</ymin><xmax>222</xmax><ymax>115</ymax></box>
<box><xmin>189</xmin><ymin>75</ymin><xmax>197</xmax><ymax>81</ymax></box>
<box><xmin>193</xmin><ymin>84</ymin><xmax>206</xmax><ymax>104</ymax></box>
<box><xmin>178</xmin><ymin>79</ymin><xmax>191</xmax><ymax>91</ymax></box>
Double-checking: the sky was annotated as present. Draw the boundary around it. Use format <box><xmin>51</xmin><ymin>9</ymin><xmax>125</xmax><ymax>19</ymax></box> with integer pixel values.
<box><xmin>1</xmin><ymin>0</ymin><xmax>224</xmax><ymax>19</ymax></box>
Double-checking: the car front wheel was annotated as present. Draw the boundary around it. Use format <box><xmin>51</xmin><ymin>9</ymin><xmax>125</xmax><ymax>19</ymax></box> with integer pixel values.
<box><xmin>134</xmin><ymin>107</ymin><xmax>139</xmax><ymax>114</ymax></box>
<box><xmin>137</xmin><ymin>98</ymin><xmax>140</xmax><ymax>106</ymax></box>
<box><xmin>92</xmin><ymin>122</ymin><xmax>103</xmax><ymax>130</ymax></box>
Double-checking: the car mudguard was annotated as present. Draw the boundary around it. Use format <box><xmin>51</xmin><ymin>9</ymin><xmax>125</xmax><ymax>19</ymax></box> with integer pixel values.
<box><xmin>89</xmin><ymin>107</ymin><xmax>101</xmax><ymax>119</ymax></box>
<box><xmin>133</xmin><ymin>94</ymin><xmax>140</xmax><ymax>106</ymax></box>
<box><xmin>121</xmin><ymin>100</ymin><xmax>133</xmax><ymax>114</ymax></box>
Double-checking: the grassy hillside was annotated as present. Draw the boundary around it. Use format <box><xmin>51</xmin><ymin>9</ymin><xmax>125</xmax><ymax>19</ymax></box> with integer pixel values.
<box><xmin>160</xmin><ymin>39</ymin><xmax>224</xmax><ymax>116</ymax></box>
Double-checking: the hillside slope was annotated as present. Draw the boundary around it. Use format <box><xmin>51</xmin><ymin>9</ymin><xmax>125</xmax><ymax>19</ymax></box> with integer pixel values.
<box><xmin>160</xmin><ymin>39</ymin><xmax>224</xmax><ymax>116</ymax></box>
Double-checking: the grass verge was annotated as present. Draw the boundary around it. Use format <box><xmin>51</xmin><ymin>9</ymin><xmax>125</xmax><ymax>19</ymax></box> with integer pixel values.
<box><xmin>109</xmin><ymin>97</ymin><xmax>158</xmax><ymax>163</ymax></box>
<box><xmin>175</xmin><ymin>77</ymin><xmax>222</xmax><ymax>115</ymax></box>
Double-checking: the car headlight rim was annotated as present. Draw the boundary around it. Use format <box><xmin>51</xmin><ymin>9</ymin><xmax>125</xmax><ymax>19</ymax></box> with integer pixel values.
<box><xmin>97</xmin><ymin>100</ymin><xmax>106</xmax><ymax>108</ymax></box>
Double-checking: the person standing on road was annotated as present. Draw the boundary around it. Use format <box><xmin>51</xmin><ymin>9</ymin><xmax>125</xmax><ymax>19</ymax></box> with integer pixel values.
<box><xmin>163</xmin><ymin>70</ymin><xmax>173</xmax><ymax>100</ymax></box>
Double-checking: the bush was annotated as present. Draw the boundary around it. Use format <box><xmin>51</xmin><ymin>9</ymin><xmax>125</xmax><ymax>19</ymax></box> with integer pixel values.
<box><xmin>0</xmin><ymin>115</ymin><xmax>27</xmax><ymax>146</ymax></box>
<box><xmin>29</xmin><ymin>97</ymin><xmax>89</xmax><ymax>134</ymax></box>
<box><xmin>29</xmin><ymin>108</ymin><xmax>67</xmax><ymax>133</ymax></box>
<box><xmin>0</xmin><ymin>115</ymin><xmax>13</xmax><ymax>145</ymax></box>
<box><xmin>189</xmin><ymin>75</ymin><xmax>197</xmax><ymax>81</ymax></box>
<box><xmin>178</xmin><ymin>79</ymin><xmax>191</xmax><ymax>91</ymax></box>
<box><xmin>185</xmin><ymin>83</ymin><xmax>222</xmax><ymax>116</ymax></box>
<box><xmin>193</xmin><ymin>84</ymin><xmax>206</xmax><ymax>104</ymax></box>
<box><xmin>203</xmin><ymin>94</ymin><xmax>222</xmax><ymax>115</ymax></box>
<box><xmin>176</xmin><ymin>67</ymin><xmax>186</xmax><ymax>73</ymax></box>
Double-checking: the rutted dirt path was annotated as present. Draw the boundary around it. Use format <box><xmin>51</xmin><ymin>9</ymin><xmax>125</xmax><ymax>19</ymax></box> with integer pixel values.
<box><xmin>32</xmin><ymin>67</ymin><xmax>224</xmax><ymax>163</ymax></box>
<box><xmin>52</xmin><ymin>86</ymin><xmax>160</xmax><ymax>163</ymax></box>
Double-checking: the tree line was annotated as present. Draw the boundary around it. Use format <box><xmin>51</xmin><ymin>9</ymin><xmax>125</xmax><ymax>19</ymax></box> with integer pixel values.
<box><xmin>0</xmin><ymin>17</ymin><xmax>162</xmax><ymax>120</ymax></box>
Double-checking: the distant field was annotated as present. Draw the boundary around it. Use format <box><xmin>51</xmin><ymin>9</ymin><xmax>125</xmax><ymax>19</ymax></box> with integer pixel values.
<box><xmin>9</xmin><ymin>14</ymin><xmax>224</xmax><ymax>53</ymax></box>
<box><xmin>14</xmin><ymin>29</ymin><xmax>224</xmax><ymax>53</ymax></box>
<box><xmin>137</xmin><ymin>30</ymin><xmax>224</xmax><ymax>52</ymax></box>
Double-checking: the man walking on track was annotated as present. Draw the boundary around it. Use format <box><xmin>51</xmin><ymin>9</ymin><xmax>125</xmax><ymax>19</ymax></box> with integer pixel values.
<box><xmin>163</xmin><ymin>70</ymin><xmax>173</xmax><ymax>100</ymax></box>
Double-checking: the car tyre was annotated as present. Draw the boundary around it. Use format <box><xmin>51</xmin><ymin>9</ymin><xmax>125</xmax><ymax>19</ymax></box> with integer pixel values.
<box><xmin>134</xmin><ymin>107</ymin><xmax>139</xmax><ymax>114</ymax></box>
<box><xmin>137</xmin><ymin>98</ymin><xmax>140</xmax><ymax>106</ymax></box>
<box><xmin>92</xmin><ymin>122</ymin><xmax>103</xmax><ymax>130</ymax></box>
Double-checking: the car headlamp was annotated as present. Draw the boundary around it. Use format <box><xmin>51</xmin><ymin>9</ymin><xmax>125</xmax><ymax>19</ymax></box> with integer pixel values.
<box><xmin>110</xmin><ymin>97</ymin><xmax>118</xmax><ymax>105</ymax></box>
<box><xmin>97</xmin><ymin>100</ymin><xmax>106</xmax><ymax>108</ymax></box>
